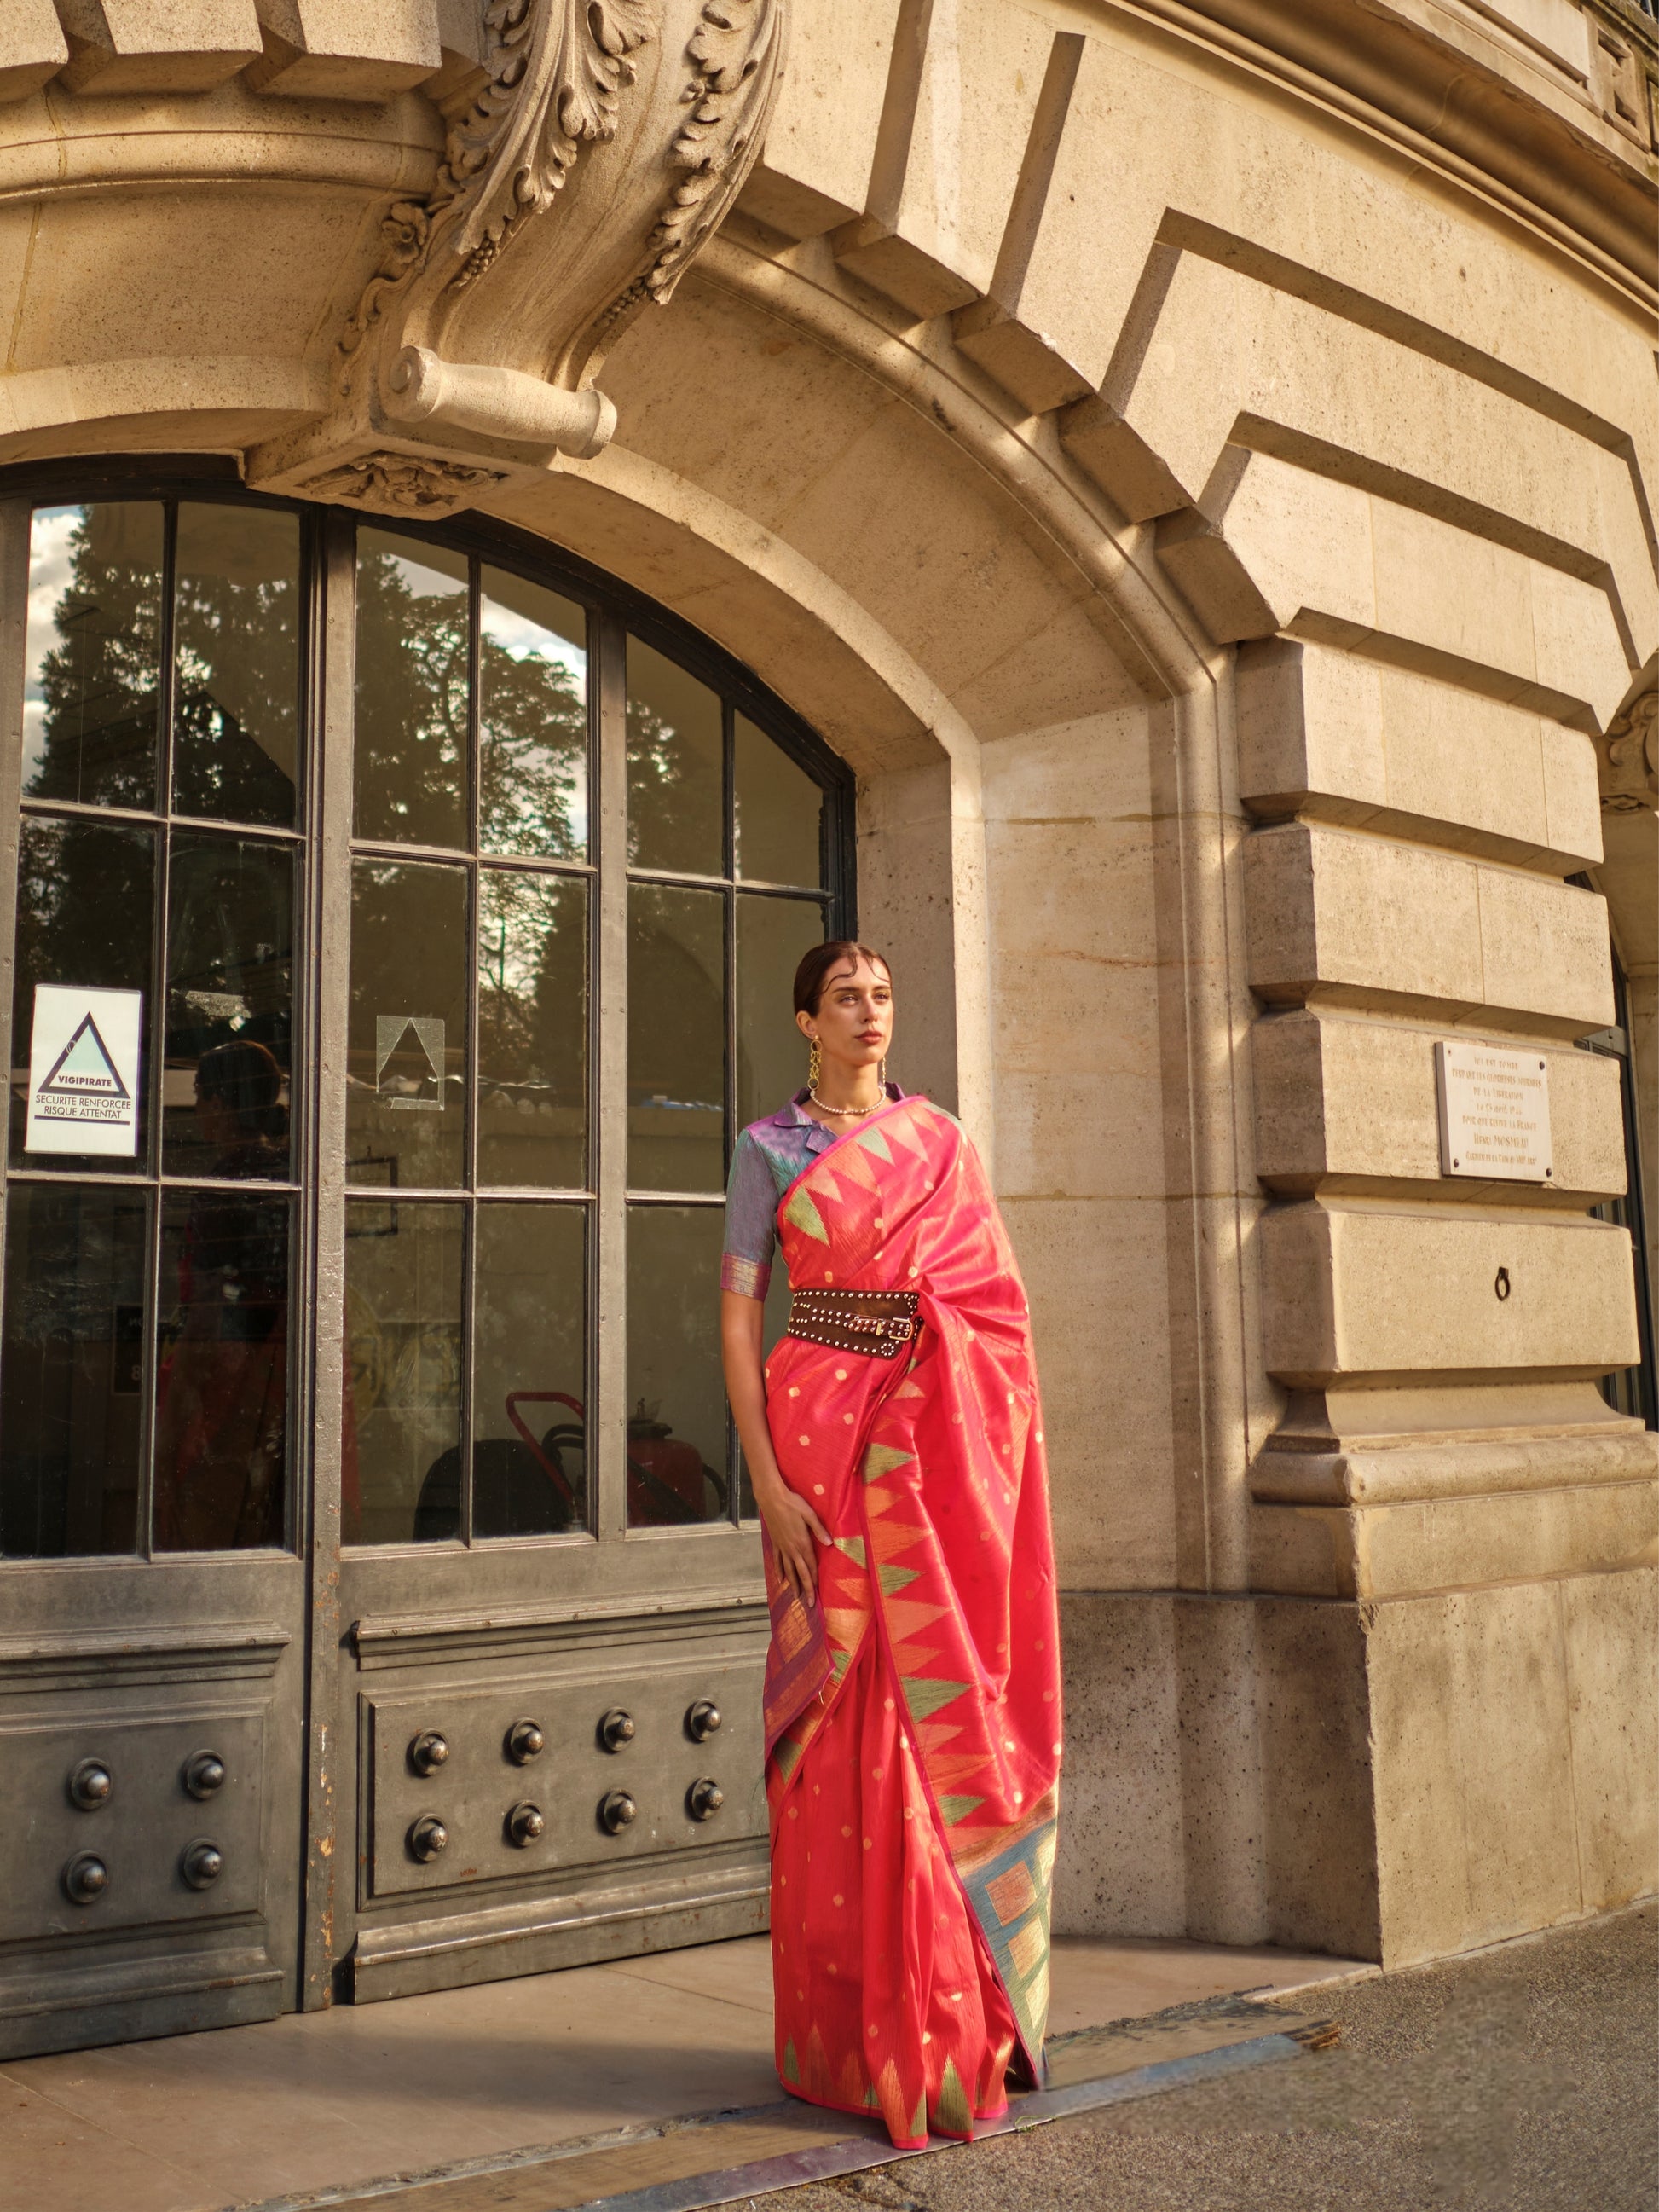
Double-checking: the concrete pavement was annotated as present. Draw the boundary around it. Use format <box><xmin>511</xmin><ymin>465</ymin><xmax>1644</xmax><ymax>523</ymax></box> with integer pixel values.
<box><xmin>754</xmin><ymin>1902</ymin><xmax>1657</xmax><ymax>2212</ymax></box>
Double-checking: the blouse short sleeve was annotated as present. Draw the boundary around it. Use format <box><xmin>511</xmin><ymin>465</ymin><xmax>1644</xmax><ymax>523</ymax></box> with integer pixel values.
<box><xmin>721</xmin><ymin>1128</ymin><xmax>779</xmax><ymax>1299</ymax></box>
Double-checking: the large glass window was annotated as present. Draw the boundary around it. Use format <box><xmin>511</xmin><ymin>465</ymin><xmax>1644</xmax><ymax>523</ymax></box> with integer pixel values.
<box><xmin>343</xmin><ymin>538</ymin><xmax>592</xmax><ymax>1547</ymax></box>
<box><xmin>0</xmin><ymin>490</ymin><xmax>849</xmax><ymax>1561</ymax></box>
<box><xmin>2</xmin><ymin>500</ymin><xmax>301</xmax><ymax>1557</ymax></box>
<box><xmin>625</xmin><ymin>638</ymin><xmax>832</xmax><ymax>1529</ymax></box>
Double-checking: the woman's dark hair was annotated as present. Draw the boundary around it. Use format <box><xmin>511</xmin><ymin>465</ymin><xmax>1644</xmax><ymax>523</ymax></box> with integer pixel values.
<box><xmin>793</xmin><ymin>941</ymin><xmax>893</xmax><ymax>1016</ymax></box>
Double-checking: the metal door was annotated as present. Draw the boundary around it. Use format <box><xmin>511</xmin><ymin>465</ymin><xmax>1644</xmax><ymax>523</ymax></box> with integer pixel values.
<box><xmin>0</xmin><ymin>478</ymin><xmax>853</xmax><ymax>2046</ymax></box>
<box><xmin>0</xmin><ymin>488</ymin><xmax>313</xmax><ymax>2057</ymax></box>
<box><xmin>312</xmin><ymin>512</ymin><xmax>852</xmax><ymax>2003</ymax></box>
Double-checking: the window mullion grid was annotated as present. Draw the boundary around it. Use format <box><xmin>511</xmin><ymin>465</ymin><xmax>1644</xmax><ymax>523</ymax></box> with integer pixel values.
<box><xmin>0</xmin><ymin>507</ymin><xmax>32</xmax><ymax>1557</ymax></box>
<box><xmin>158</xmin><ymin>499</ymin><xmax>178</xmax><ymax>823</ymax></box>
<box><xmin>594</xmin><ymin>610</ymin><xmax>629</xmax><ymax>1541</ymax></box>
<box><xmin>457</xmin><ymin>1190</ymin><xmax>476</xmax><ymax>1548</ymax></box>
<box><xmin>140</xmin><ymin>505</ymin><xmax>179</xmax><ymax>1557</ymax></box>
<box><xmin>722</xmin><ymin>704</ymin><xmax>739</xmax><ymax>1519</ymax></box>
<box><xmin>460</xmin><ymin>562</ymin><xmax>483</xmax><ymax>1546</ymax></box>
<box><xmin>581</xmin><ymin>601</ymin><xmax>601</xmax><ymax>1537</ymax></box>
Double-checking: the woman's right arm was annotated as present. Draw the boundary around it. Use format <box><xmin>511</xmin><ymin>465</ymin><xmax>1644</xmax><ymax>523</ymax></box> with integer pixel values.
<box><xmin>721</xmin><ymin>1291</ymin><xmax>829</xmax><ymax>1602</ymax></box>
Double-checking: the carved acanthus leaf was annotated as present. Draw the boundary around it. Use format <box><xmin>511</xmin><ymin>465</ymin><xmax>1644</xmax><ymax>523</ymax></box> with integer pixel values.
<box><xmin>644</xmin><ymin>0</ymin><xmax>784</xmax><ymax>307</ymax></box>
<box><xmin>339</xmin><ymin>0</ymin><xmax>661</xmax><ymax>375</ymax></box>
<box><xmin>297</xmin><ymin>452</ymin><xmax>510</xmax><ymax>513</ymax></box>
<box><xmin>438</xmin><ymin>0</ymin><xmax>662</xmax><ymax>289</ymax></box>
<box><xmin>1597</xmin><ymin>686</ymin><xmax>1658</xmax><ymax>813</ymax></box>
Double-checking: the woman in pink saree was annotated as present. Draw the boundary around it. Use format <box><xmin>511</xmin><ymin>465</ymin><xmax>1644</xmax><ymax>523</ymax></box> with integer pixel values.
<box><xmin>721</xmin><ymin>942</ymin><xmax>1061</xmax><ymax>2150</ymax></box>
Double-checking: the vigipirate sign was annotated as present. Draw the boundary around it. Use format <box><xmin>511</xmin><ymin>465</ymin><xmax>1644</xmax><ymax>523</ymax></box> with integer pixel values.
<box><xmin>25</xmin><ymin>983</ymin><xmax>143</xmax><ymax>1156</ymax></box>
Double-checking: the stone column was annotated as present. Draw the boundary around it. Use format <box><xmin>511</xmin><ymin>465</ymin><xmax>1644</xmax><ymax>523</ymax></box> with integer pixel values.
<box><xmin>1237</xmin><ymin>639</ymin><xmax>1658</xmax><ymax>1966</ymax></box>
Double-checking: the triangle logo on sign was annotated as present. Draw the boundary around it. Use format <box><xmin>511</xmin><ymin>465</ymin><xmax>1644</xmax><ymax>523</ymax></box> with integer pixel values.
<box><xmin>38</xmin><ymin>1013</ymin><xmax>130</xmax><ymax>1100</ymax></box>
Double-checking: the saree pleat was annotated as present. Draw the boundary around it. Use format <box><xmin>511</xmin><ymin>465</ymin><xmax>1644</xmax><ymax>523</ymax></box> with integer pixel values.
<box><xmin>771</xmin><ymin>1637</ymin><xmax>1019</xmax><ymax>2146</ymax></box>
<box><xmin>759</xmin><ymin>1096</ymin><xmax>1061</xmax><ymax>2149</ymax></box>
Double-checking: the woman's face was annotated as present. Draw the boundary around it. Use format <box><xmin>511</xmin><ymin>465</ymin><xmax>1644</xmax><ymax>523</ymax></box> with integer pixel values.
<box><xmin>797</xmin><ymin>955</ymin><xmax>893</xmax><ymax>1074</ymax></box>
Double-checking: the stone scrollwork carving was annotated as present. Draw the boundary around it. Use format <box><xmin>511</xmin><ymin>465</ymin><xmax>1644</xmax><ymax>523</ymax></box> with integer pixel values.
<box><xmin>338</xmin><ymin>0</ymin><xmax>663</xmax><ymax>383</ymax></box>
<box><xmin>645</xmin><ymin>0</ymin><xmax>787</xmax><ymax>308</ymax></box>
<box><xmin>247</xmin><ymin>0</ymin><xmax>785</xmax><ymax>518</ymax></box>
<box><xmin>1597</xmin><ymin>686</ymin><xmax>1658</xmax><ymax>812</ymax></box>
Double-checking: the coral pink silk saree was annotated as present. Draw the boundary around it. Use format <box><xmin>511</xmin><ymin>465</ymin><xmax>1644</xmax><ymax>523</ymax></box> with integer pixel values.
<box><xmin>760</xmin><ymin>1095</ymin><xmax>1061</xmax><ymax>2150</ymax></box>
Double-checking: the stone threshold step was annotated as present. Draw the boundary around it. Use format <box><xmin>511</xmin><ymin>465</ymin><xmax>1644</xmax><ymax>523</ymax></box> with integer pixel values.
<box><xmin>249</xmin><ymin>1995</ymin><xmax>1339</xmax><ymax>2212</ymax></box>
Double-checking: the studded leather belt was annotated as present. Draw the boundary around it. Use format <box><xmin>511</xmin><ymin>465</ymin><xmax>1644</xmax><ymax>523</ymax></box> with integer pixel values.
<box><xmin>787</xmin><ymin>1288</ymin><xmax>921</xmax><ymax>1360</ymax></box>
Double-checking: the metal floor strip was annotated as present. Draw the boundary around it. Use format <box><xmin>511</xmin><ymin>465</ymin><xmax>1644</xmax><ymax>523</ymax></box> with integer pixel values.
<box><xmin>562</xmin><ymin>2031</ymin><xmax>1311</xmax><ymax>2212</ymax></box>
<box><xmin>238</xmin><ymin>2001</ymin><xmax>1336</xmax><ymax>2212</ymax></box>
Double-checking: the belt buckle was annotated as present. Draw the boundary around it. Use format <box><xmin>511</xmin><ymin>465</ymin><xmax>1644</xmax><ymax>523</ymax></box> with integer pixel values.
<box><xmin>884</xmin><ymin>1316</ymin><xmax>914</xmax><ymax>1344</ymax></box>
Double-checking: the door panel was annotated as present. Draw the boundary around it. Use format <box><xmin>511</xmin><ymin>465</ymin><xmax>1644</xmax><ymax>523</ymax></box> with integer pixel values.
<box><xmin>344</xmin><ymin>1585</ymin><xmax>770</xmax><ymax>2002</ymax></box>
<box><xmin>0</xmin><ymin>1560</ymin><xmax>303</xmax><ymax>2060</ymax></box>
<box><xmin>4</xmin><ymin>1711</ymin><xmax>269</xmax><ymax>1941</ymax></box>
<box><xmin>0</xmin><ymin>496</ymin><xmax>311</xmax><ymax>2059</ymax></box>
<box><xmin>365</xmin><ymin>1647</ymin><xmax>766</xmax><ymax>1900</ymax></box>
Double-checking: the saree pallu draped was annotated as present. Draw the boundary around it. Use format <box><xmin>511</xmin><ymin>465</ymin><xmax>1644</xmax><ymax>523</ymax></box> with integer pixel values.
<box><xmin>760</xmin><ymin>1096</ymin><xmax>1061</xmax><ymax>2150</ymax></box>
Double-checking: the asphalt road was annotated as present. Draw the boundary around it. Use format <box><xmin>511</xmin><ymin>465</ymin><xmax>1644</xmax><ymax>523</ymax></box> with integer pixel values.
<box><xmin>747</xmin><ymin>1902</ymin><xmax>1656</xmax><ymax>2212</ymax></box>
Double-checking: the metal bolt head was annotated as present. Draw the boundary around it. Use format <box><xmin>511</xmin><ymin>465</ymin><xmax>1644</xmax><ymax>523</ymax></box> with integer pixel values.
<box><xmin>506</xmin><ymin>1718</ymin><xmax>546</xmax><ymax>1764</ymax></box>
<box><xmin>409</xmin><ymin>1730</ymin><xmax>450</xmax><ymax>1777</ymax></box>
<box><xmin>62</xmin><ymin>1852</ymin><xmax>108</xmax><ymax>1905</ymax></box>
<box><xmin>409</xmin><ymin>1815</ymin><xmax>448</xmax><ymax>1862</ymax></box>
<box><xmin>67</xmin><ymin>1758</ymin><xmax>113</xmax><ymax>1810</ymax></box>
<box><xmin>688</xmin><ymin>1778</ymin><xmax>725</xmax><ymax>1821</ymax></box>
<box><xmin>685</xmin><ymin>1700</ymin><xmax>722</xmax><ymax>1743</ymax></box>
<box><xmin>181</xmin><ymin>1839</ymin><xmax>223</xmax><ymax>1891</ymax></box>
<box><xmin>599</xmin><ymin>1789</ymin><xmax>636</xmax><ymax>1833</ymax></box>
<box><xmin>182</xmin><ymin>1750</ymin><xmax>226</xmax><ymax>1800</ymax></box>
<box><xmin>506</xmin><ymin>1800</ymin><xmax>546</xmax><ymax>1848</ymax></box>
<box><xmin>598</xmin><ymin>1708</ymin><xmax>635</xmax><ymax>1752</ymax></box>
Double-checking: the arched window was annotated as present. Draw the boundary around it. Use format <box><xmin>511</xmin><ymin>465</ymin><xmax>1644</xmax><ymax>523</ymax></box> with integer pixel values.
<box><xmin>0</xmin><ymin>481</ymin><xmax>853</xmax><ymax>1561</ymax></box>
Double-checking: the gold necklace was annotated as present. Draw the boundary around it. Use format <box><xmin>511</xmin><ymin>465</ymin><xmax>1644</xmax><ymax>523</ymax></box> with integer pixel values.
<box><xmin>807</xmin><ymin>1086</ymin><xmax>886</xmax><ymax>1118</ymax></box>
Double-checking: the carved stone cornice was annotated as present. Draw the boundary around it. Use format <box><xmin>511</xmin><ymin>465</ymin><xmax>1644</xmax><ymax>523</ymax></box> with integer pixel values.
<box><xmin>1597</xmin><ymin>686</ymin><xmax>1658</xmax><ymax>812</ymax></box>
<box><xmin>246</xmin><ymin>0</ymin><xmax>784</xmax><ymax>518</ymax></box>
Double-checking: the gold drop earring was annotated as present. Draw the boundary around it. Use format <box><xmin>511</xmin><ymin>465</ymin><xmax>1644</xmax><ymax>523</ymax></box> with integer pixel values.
<box><xmin>807</xmin><ymin>1034</ymin><xmax>822</xmax><ymax>1090</ymax></box>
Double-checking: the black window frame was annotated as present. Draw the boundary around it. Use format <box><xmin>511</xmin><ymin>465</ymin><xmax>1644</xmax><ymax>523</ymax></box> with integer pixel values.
<box><xmin>0</xmin><ymin>460</ymin><xmax>856</xmax><ymax>1562</ymax></box>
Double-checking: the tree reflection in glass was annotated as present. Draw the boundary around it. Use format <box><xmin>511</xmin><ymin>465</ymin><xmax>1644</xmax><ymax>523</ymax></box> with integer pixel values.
<box><xmin>164</xmin><ymin>835</ymin><xmax>294</xmax><ymax>1179</ymax></box>
<box><xmin>9</xmin><ymin>818</ymin><xmax>153</xmax><ymax>1170</ymax></box>
<box><xmin>477</xmin><ymin>869</ymin><xmax>587</xmax><ymax>1190</ymax></box>
<box><xmin>354</xmin><ymin>532</ymin><xmax>469</xmax><ymax>849</ymax></box>
<box><xmin>347</xmin><ymin>860</ymin><xmax>468</xmax><ymax>1190</ymax></box>
<box><xmin>479</xmin><ymin>569</ymin><xmax>587</xmax><ymax>860</ymax></box>
<box><xmin>24</xmin><ymin>503</ymin><xmax>162</xmax><ymax>812</ymax></box>
<box><xmin>173</xmin><ymin>503</ymin><xmax>300</xmax><ymax>829</ymax></box>
<box><xmin>627</xmin><ymin>639</ymin><xmax>722</xmax><ymax>875</ymax></box>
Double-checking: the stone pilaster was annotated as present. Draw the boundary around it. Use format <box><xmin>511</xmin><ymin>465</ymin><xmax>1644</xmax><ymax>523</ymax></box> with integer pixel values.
<box><xmin>1232</xmin><ymin>636</ymin><xmax>1657</xmax><ymax>1963</ymax></box>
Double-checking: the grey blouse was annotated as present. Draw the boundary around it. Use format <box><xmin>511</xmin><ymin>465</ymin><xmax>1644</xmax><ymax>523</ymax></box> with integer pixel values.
<box><xmin>720</xmin><ymin>1086</ymin><xmax>905</xmax><ymax>1300</ymax></box>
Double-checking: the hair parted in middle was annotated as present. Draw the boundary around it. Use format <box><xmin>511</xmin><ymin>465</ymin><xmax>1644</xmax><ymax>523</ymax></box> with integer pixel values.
<box><xmin>792</xmin><ymin>940</ymin><xmax>893</xmax><ymax>1017</ymax></box>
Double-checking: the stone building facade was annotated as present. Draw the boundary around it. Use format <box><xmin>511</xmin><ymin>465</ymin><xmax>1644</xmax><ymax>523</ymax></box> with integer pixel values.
<box><xmin>0</xmin><ymin>0</ymin><xmax>1652</xmax><ymax>2058</ymax></box>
